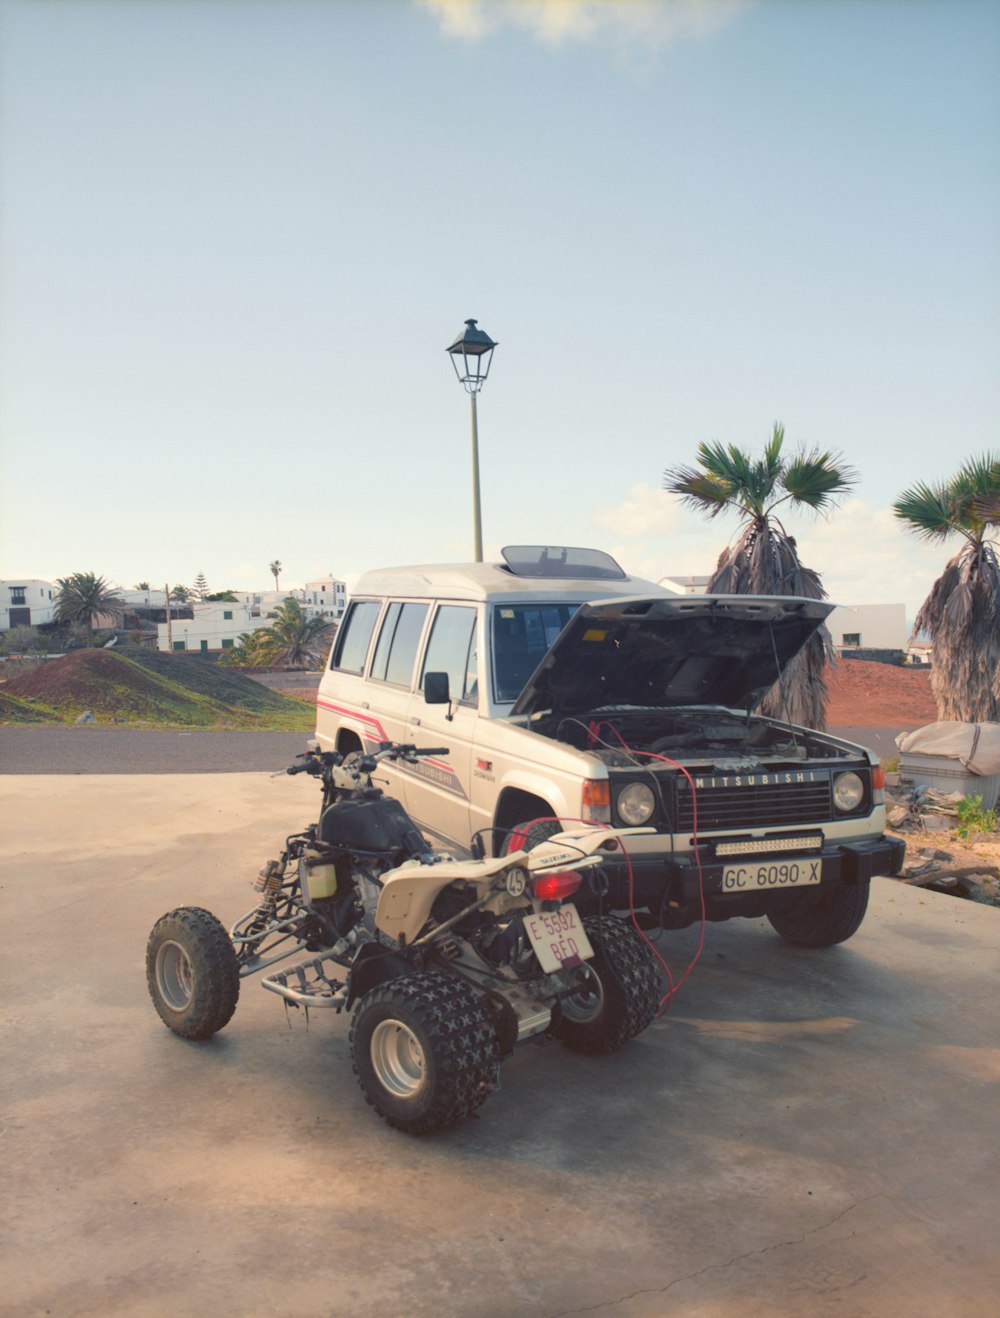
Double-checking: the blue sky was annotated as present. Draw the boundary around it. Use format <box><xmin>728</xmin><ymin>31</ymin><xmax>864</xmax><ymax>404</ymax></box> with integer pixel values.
<box><xmin>1</xmin><ymin>0</ymin><xmax>997</xmax><ymax>614</ymax></box>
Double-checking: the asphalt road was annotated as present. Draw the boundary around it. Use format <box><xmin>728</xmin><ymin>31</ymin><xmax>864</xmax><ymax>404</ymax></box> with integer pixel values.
<box><xmin>0</xmin><ymin>726</ymin><xmax>309</xmax><ymax>773</ymax></box>
<box><xmin>0</xmin><ymin>724</ymin><xmax>907</xmax><ymax>773</ymax></box>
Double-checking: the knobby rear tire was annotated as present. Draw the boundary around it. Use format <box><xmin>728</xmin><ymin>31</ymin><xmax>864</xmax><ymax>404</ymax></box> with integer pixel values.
<box><xmin>350</xmin><ymin>973</ymin><xmax>499</xmax><ymax>1134</ymax></box>
<box><xmin>551</xmin><ymin>916</ymin><xmax>660</xmax><ymax>1055</ymax></box>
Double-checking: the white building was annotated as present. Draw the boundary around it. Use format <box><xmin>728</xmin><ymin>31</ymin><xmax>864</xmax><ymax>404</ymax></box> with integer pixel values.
<box><xmin>303</xmin><ymin>577</ymin><xmax>347</xmax><ymax>620</ymax></box>
<box><xmin>827</xmin><ymin>603</ymin><xmax>907</xmax><ymax>652</ymax></box>
<box><xmin>1</xmin><ymin>579</ymin><xmax>57</xmax><ymax>631</ymax></box>
<box><xmin>156</xmin><ymin>601</ymin><xmax>272</xmax><ymax>654</ymax></box>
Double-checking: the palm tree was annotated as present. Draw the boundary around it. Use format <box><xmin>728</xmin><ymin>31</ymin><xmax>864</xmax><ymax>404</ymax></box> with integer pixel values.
<box><xmin>663</xmin><ymin>423</ymin><xmax>856</xmax><ymax>729</ymax></box>
<box><xmin>55</xmin><ymin>572</ymin><xmax>125</xmax><ymax>646</ymax></box>
<box><xmin>257</xmin><ymin>598</ymin><xmax>329</xmax><ymax>668</ymax></box>
<box><xmin>893</xmin><ymin>452</ymin><xmax>1000</xmax><ymax>722</ymax></box>
<box><xmin>217</xmin><ymin>629</ymin><xmax>269</xmax><ymax>668</ymax></box>
<box><xmin>269</xmin><ymin>560</ymin><xmax>282</xmax><ymax>591</ymax></box>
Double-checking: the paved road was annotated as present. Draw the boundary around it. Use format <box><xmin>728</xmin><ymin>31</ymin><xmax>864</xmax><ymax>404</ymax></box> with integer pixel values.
<box><xmin>0</xmin><ymin>724</ymin><xmax>910</xmax><ymax>773</ymax></box>
<box><xmin>0</xmin><ymin>726</ymin><xmax>309</xmax><ymax>773</ymax></box>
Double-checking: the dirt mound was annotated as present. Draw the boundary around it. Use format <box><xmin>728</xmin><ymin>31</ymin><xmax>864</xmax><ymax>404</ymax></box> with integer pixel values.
<box><xmin>115</xmin><ymin>647</ymin><xmax>302</xmax><ymax>712</ymax></box>
<box><xmin>2</xmin><ymin>649</ymin><xmax>312</xmax><ymax>729</ymax></box>
<box><xmin>825</xmin><ymin>658</ymin><xmax>937</xmax><ymax>728</ymax></box>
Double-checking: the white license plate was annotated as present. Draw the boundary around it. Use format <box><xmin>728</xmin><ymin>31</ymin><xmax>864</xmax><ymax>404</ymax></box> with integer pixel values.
<box><xmin>523</xmin><ymin>903</ymin><xmax>594</xmax><ymax>974</ymax></box>
<box><xmin>722</xmin><ymin>859</ymin><xmax>822</xmax><ymax>891</ymax></box>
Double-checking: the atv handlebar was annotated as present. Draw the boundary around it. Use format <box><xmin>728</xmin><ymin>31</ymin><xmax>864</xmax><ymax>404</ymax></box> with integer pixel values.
<box><xmin>279</xmin><ymin>742</ymin><xmax>449</xmax><ymax>778</ymax></box>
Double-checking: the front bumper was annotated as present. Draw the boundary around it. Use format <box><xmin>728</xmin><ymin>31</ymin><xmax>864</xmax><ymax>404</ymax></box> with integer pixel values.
<box><xmin>587</xmin><ymin>834</ymin><xmax>906</xmax><ymax>926</ymax></box>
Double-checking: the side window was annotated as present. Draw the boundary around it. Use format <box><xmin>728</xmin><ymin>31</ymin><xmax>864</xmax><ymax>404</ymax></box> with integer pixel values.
<box><xmin>420</xmin><ymin>606</ymin><xmax>478</xmax><ymax>703</ymax></box>
<box><xmin>370</xmin><ymin>603</ymin><xmax>402</xmax><ymax>681</ymax></box>
<box><xmin>371</xmin><ymin>602</ymin><xmax>429</xmax><ymax>687</ymax></box>
<box><xmin>331</xmin><ymin>599</ymin><xmax>381</xmax><ymax>673</ymax></box>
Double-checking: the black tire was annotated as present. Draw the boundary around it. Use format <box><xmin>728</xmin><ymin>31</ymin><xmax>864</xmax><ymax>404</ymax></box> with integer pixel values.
<box><xmin>349</xmin><ymin>974</ymin><xmax>500</xmax><ymax>1134</ymax></box>
<box><xmin>766</xmin><ymin>883</ymin><xmax>870</xmax><ymax>947</ymax></box>
<box><xmin>146</xmin><ymin>907</ymin><xmax>240</xmax><ymax>1040</ymax></box>
<box><xmin>551</xmin><ymin>916</ymin><xmax>660</xmax><ymax>1055</ymax></box>
<box><xmin>502</xmin><ymin>818</ymin><xmax>562</xmax><ymax>854</ymax></box>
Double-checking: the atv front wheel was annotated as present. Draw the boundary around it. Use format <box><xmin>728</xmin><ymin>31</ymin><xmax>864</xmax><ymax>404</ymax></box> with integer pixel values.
<box><xmin>146</xmin><ymin>907</ymin><xmax>240</xmax><ymax>1040</ymax></box>
<box><xmin>766</xmin><ymin>883</ymin><xmax>870</xmax><ymax>947</ymax></box>
<box><xmin>551</xmin><ymin>916</ymin><xmax>660</xmax><ymax>1055</ymax></box>
<box><xmin>350</xmin><ymin>974</ymin><xmax>499</xmax><ymax>1134</ymax></box>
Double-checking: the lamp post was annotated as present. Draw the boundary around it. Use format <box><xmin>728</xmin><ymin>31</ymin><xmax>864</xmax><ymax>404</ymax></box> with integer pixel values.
<box><xmin>447</xmin><ymin>318</ymin><xmax>497</xmax><ymax>562</ymax></box>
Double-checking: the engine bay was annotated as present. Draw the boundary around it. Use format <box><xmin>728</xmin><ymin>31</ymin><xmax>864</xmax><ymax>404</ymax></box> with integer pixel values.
<box><xmin>531</xmin><ymin>706</ymin><xmax>858</xmax><ymax>768</ymax></box>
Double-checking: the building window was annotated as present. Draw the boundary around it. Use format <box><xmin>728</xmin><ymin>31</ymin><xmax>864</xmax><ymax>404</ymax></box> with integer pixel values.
<box><xmin>224</xmin><ymin>610</ymin><xmax>233</xmax><ymax>620</ymax></box>
<box><xmin>10</xmin><ymin>588</ymin><xmax>25</xmax><ymax>606</ymax></box>
<box><xmin>842</xmin><ymin>633</ymin><xmax>861</xmax><ymax>647</ymax></box>
<box><xmin>173</xmin><ymin>640</ymin><xmax>186</xmax><ymax>651</ymax></box>
<box><xmin>221</xmin><ymin>638</ymin><xmax>234</xmax><ymax>649</ymax></box>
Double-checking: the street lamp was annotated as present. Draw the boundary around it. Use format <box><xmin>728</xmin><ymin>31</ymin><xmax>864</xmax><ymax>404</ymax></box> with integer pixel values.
<box><xmin>447</xmin><ymin>318</ymin><xmax>498</xmax><ymax>563</ymax></box>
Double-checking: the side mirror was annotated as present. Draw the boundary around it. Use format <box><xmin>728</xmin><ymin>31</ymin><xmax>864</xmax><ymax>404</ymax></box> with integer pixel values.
<box><xmin>424</xmin><ymin>671</ymin><xmax>451</xmax><ymax>705</ymax></box>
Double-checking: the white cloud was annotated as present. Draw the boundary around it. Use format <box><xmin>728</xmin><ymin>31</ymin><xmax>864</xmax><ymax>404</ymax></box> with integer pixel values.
<box><xmin>420</xmin><ymin>0</ymin><xmax>750</xmax><ymax>55</ymax></box>
<box><xmin>593</xmin><ymin>481</ymin><xmax>682</xmax><ymax>538</ymax></box>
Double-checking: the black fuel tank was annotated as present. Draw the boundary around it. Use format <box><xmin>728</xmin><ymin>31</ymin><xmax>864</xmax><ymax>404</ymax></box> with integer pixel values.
<box><xmin>319</xmin><ymin>795</ymin><xmax>426</xmax><ymax>859</ymax></box>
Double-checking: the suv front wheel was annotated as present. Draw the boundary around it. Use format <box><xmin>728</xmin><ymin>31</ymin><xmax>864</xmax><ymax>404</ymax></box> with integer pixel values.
<box><xmin>766</xmin><ymin>883</ymin><xmax>870</xmax><ymax>947</ymax></box>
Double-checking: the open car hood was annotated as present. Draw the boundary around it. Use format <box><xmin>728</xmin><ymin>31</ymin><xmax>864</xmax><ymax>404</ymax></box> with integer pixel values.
<box><xmin>508</xmin><ymin>594</ymin><xmax>834</xmax><ymax>718</ymax></box>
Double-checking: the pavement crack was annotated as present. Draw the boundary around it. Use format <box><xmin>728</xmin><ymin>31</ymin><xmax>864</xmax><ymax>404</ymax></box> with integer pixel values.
<box><xmin>545</xmin><ymin>1194</ymin><xmax>886</xmax><ymax>1318</ymax></box>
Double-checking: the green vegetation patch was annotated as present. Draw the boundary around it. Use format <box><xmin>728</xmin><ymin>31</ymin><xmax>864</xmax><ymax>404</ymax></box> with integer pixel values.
<box><xmin>1</xmin><ymin>650</ymin><xmax>313</xmax><ymax>730</ymax></box>
<box><xmin>0</xmin><ymin>690</ymin><xmax>60</xmax><ymax>724</ymax></box>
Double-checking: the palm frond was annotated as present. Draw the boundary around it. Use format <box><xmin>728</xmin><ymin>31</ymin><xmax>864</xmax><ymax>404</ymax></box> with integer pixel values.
<box><xmin>892</xmin><ymin>482</ymin><xmax>955</xmax><ymax>540</ymax></box>
<box><xmin>662</xmin><ymin>464</ymin><xmax>734</xmax><ymax>517</ymax></box>
<box><xmin>781</xmin><ymin>448</ymin><xmax>857</xmax><ymax>511</ymax></box>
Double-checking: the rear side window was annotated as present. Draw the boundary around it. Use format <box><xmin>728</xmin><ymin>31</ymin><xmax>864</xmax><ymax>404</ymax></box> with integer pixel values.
<box><xmin>371</xmin><ymin>602</ymin><xmax>429</xmax><ymax>687</ymax></box>
<box><xmin>421</xmin><ymin>605</ymin><xmax>478</xmax><ymax>703</ymax></box>
<box><xmin>331</xmin><ymin>600</ymin><xmax>381</xmax><ymax>673</ymax></box>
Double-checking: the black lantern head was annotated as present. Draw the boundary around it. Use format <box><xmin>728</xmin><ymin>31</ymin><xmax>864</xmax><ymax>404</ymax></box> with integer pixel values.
<box><xmin>447</xmin><ymin>319</ymin><xmax>497</xmax><ymax>393</ymax></box>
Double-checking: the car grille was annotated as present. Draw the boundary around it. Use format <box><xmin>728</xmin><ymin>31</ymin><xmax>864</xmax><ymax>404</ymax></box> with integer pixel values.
<box><xmin>674</xmin><ymin>776</ymin><xmax>834</xmax><ymax>831</ymax></box>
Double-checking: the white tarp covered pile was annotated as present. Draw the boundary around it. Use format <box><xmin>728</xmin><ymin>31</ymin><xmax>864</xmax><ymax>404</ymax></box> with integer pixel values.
<box><xmin>895</xmin><ymin>721</ymin><xmax>1000</xmax><ymax>776</ymax></box>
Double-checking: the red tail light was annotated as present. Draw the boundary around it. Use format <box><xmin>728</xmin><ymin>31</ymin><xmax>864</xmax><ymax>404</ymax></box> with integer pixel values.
<box><xmin>533</xmin><ymin>870</ymin><xmax>583</xmax><ymax>901</ymax></box>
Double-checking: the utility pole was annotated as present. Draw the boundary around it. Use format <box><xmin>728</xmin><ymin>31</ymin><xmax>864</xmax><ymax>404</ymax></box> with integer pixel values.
<box><xmin>165</xmin><ymin>583</ymin><xmax>173</xmax><ymax>651</ymax></box>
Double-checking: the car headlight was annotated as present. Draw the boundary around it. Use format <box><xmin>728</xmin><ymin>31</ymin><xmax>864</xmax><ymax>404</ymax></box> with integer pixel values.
<box><xmin>833</xmin><ymin>771</ymin><xmax>864</xmax><ymax>812</ymax></box>
<box><xmin>617</xmin><ymin>782</ymin><xmax>656</xmax><ymax>825</ymax></box>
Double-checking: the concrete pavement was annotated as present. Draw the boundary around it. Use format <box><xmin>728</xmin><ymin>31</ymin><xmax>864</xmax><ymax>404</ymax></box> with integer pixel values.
<box><xmin>2</xmin><ymin>773</ymin><xmax>999</xmax><ymax>1317</ymax></box>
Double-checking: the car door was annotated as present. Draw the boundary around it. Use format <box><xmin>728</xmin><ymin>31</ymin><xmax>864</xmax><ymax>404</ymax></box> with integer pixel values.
<box><xmin>404</xmin><ymin>603</ymin><xmax>480</xmax><ymax>848</ymax></box>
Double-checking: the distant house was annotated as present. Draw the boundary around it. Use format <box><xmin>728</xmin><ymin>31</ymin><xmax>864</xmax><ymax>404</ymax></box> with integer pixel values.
<box><xmin>156</xmin><ymin>601</ymin><xmax>271</xmax><ymax>655</ymax></box>
<box><xmin>1</xmin><ymin>579</ymin><xmax>57</xmax><ymax>631</ymax></box>
<box><xmin>907</xmin><ymin>641</ymin><xmax>933</xmax><ymax>666</ymax></box>
<box><xmin>827</xmin><ymin>603</ymin><xmax>906</xmax><ymax>652</ymax></box>
<box><xmin>303</xmin><ymin>576</ymin><xmax>347</xmax><ymax>621</ymax></box>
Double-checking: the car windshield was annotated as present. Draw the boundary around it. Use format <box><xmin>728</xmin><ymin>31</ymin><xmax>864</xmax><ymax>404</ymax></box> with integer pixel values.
<box><xmin>491</xmin><ymin>603</ymin><xmax>580</xmax><ymax>703</ymax></box>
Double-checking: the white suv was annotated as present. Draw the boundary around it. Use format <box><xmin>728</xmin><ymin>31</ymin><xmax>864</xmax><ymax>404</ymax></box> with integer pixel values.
<box><xmin>315</xmin><ymin>546</ymin><xmax>903</xmax><ymax>948</ymax></box>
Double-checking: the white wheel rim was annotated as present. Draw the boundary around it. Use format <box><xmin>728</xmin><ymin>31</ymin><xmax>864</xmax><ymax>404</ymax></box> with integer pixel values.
<box><xmin>156</xmin><ymin>940</ymin><xmax>194</xmax><ymax>1011</ymax></box>
<box><xmin>561</xmin><ymin>963</ymin><xmax>604</xmax><ymax>1023</ymax></box>
<box><xmin>370</xmin><ymin>1020</ymin><xmax>426</xmax><ymax>1099</ymax></box>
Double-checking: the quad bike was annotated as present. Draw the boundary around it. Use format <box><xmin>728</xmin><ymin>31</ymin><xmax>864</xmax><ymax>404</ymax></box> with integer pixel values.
<box><xmin>146</xmin><ymin>742</ymin><xmax>662</xmax><ymax>1133</ymax></box>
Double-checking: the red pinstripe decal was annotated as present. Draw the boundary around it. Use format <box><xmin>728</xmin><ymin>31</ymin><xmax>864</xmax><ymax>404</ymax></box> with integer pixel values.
<box><xmin>316</xmin><ymin>697</ymin><xmax>456</xmax><ymax>775</ymax></box>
